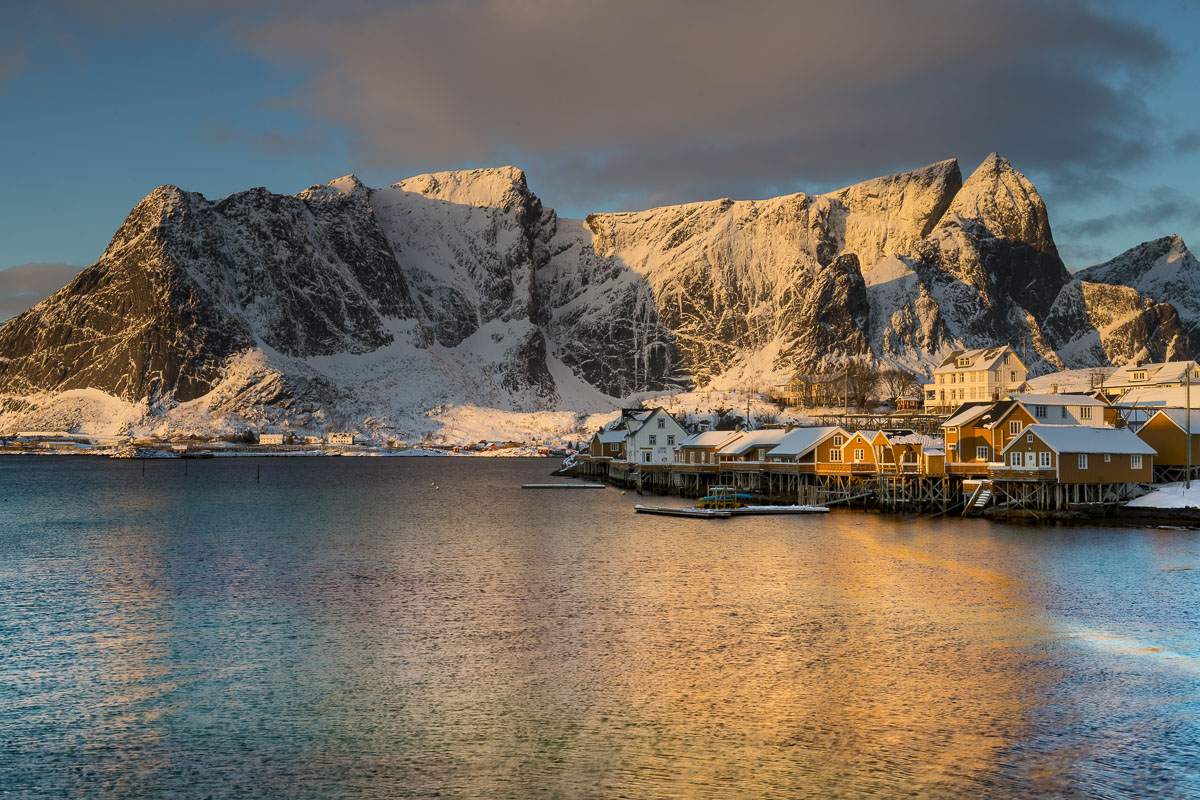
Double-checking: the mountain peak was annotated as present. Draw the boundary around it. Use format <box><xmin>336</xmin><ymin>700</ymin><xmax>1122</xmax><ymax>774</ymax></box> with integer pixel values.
<box><xmin>390</xmin><ymin>166</ymin><xmax>533</xmax><ymax>210</ymax></box>
<box><xmin>940</xmin><ymin>152</ymin><xmax>1054</xmax><ymax>251</ymax></box>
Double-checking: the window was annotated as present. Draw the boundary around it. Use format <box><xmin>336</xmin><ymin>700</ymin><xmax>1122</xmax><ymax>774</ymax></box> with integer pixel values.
<box><xmin>854</xmin><ymin>448</ymin><xmax>865</xmax><ymax>462</ymax></box>
<box><xmin>643</xmin><ymin>452</ymin><xmax>651</xmax><ymax>463</ymax></box>
<box><xmin>1078</xmin><ymin>454</ymin><xmax>1088</xmax><ymax>469</ymax></box>
<box><xmin>1040</xmin><ymin>451</ymin><xmax>1051</xmax><ymax>467</ymax></box>
<box><xmin>1061</xmin><ymin>406</ymin><xmax>1068</xmax><ymax>419</ymax></box>
<box><xmin>1132</xmin><ymin>454</ymin><xmax>1143</xmax><ymax>469</ymax></box>
<box><xmin>1004</xmin><ymin>354</ymin><xmax>1011</xmax><ymax>365</ymax></box>
<box><xmin>833</xmin><ymin>435</ymin><xmax>844</xmax><ymax>447</ymax></box>
<box><xmin>1132</xmin><ymin>370</ymin><xmax>1147</xmax><ymax>381</ymax></box>
<box><xmin>648</xmin><ymin>435</ymin><xmax>656</xmax><ymax>445</ymax></box>
<box><xmin>830</xmin><ymin>449</ymin><xmax>843</xmax><ymax>462</ymax></box>
<box><xmin>1035</xmin><ymin>405</ymin><xmax>1048</xmax><ymax>418</ymax></box>
<box><xmin>976</xmin><ymin>446</ymin><xmax>990</xmax><ymax>461</ymax></box>
<box><xmin>958</xmin><ymin>357</ymin><xmax>971</xmax><ymax>367</ymax></box>
<box><xmin>1104</xmin><ymin>453</ymin><xmax>1111</xmax><ymax>462</ymax></box>
<box><xmin>1080</xmin><ymin>406</ymin><xmax>1092</xmax><ymax>420</ymax></box>
<box><xmin>1027</xmin><ymin>433</ymin><xmax>1034</xmax><ymax>443</ymax></box>
<box><xmin>609</xmin><ymin>442</ymin><xmax>618</xmax><ymax>453</ymax></box>
<box><xmin>657</xmin><ymin>417</ymin><xmax>665</xmax><ymax>429</ymax></box>
<box><xmin>1010</xmin><ymin>370</ymin><xmax>1016</xmax><ymax>382</ymax></box>
<box><xmin>1010</xmin><ymin>452</ymin><xmax>1022</xmax><ymax>466</ymax></box>
<box><xmin>667</xmin><ymin>435</ymin><xmax>675</xmax><ymax>446</ymax></box>
<box><xmin>1009</xmin><ymin>420</ymin><xmax>1022</xmax><ymax>435</ymax></box>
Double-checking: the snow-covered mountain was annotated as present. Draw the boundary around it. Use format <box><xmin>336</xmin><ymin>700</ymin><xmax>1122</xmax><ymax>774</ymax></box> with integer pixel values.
<box><xmin>0</xmin><ymin>155</ymin><xmax>1189</xmax><ymax>439</ymax></box>
<box><xmin>1075</xmin><ymin>235</ymin><xmax>1200</xmax><ymax>354</ymax></box>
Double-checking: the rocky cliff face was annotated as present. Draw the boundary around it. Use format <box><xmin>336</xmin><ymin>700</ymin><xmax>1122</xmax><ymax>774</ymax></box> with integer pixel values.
<box><xmin>0</xmin><ymin>155</ymin><xmax>1190</xmax><ymax>436</ymax></box>
<box><xmin>1075</xmin><ymin>235</ymin><xmax>1200</xmax><ymax>353</ymax></box>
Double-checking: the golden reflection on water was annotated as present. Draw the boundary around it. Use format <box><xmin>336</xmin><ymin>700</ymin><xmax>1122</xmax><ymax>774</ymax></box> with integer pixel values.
<box><xmin>9</xmin><ymin>458</ymin><xmax>1199</xmax><ymax>799</ymax></box>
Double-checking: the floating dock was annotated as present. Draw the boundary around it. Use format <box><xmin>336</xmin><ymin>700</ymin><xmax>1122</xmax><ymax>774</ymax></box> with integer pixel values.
<box><xmin>634</xmin><ymin>504</ymin><xmax>829</xmax><ymax>518</ymax></box>
<box><xmin>521</xmin><ymin>483</ymin><xmax>607</xmax><ymax>489</ymax></box>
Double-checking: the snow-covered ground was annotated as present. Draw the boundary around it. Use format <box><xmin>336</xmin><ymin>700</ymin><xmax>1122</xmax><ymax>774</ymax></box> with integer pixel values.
<box><xmin>1126</xmin><ymin>482</ymin><xmax>1200</xmax><ymax>509</ymax></box>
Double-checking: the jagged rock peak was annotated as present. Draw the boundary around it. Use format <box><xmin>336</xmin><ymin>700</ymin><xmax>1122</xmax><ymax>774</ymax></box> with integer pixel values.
<box><xmin>390</xmin><ymin>166</ymin><xmax>533</xmax><ymax>210</ymax></box>
<box><xmin>299</xmin><ymin>174</ymin><xmax>371</xmax><ymax>203</ymax></box>
<box><xmin>940</xmin><ymin>152</ymin><xmax>1056</xmax><ymax>252</ymax></box>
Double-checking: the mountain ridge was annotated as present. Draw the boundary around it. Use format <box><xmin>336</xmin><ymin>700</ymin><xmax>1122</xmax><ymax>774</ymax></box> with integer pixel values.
<box><xmin>0</xmin><ymin>155</ymin><xmax>1191</xmax><ymax>439</ymax></box>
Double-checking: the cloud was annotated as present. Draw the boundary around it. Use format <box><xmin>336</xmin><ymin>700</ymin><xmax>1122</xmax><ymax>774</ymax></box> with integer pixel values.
<box><xmin>243</xmin><ymin>0</ymin><xmax>1172</xmax><ymax>211</ymax></box>
<box><xmin>1174</xmin><ymin>131</ymin><xmax>1200</xmax><ymax>155</ymax></box>
<box><xmin>0</xmin><ymin>45</ymin><xmax>28</xmax><ymax>82</ymax></box>
<box><xmin>0</xmin><ymin>263</ymin><xmax>83</xmax><ymax>320</ymax></box>
<box><xmin>1058</xmin><ymin>187</ymin><xmax>1200</xmax><ymax>240</ymax></box>
<box><xmin>196</xmin><ymin>123</ymin><xmax>332</xmax><ymax>157</ymax></box>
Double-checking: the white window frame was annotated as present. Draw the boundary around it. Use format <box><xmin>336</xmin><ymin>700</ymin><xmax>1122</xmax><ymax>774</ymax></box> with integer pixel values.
<box><xmin>829</xmin><ymin>449</ymin><xmax>843</xmax><ymax>463</ymax></box>
<box><xmin>1132</xmin><ymin>454</ymin><xmax>1143</xmax><ymax>470</ymax></box>
<box><xmin>1104</xmin><ymin>453</ymin><xmax>1111</xmax><ymax>462</ymax></box>
<box><xmin>648</xmin><ymin>434</ymin><xmax>656</xmax><ymax>446</ymax></box>
<box><xmin>657</xmin><ymin>417</ymin><xmax>665</xmax><ymax>429</ymax></box>
<box><xmin>976</xmin><ymin>446</ymin><xmax>990</xmax><ymax>461</ymax></box>
<box><xmin>1040</xmin><ymin>451</ymin><xmax>1052</xmax><ymax>468</ymax></box>
<box><xmin>854</xmin><ymin>448</ymin><xmax>865</xmax><ymax>462</ymax></box>
<box><xmin>833</xmin><ymin>435</ymin><xmax>844</xmax><ymax>447</ymax></box>
<box><xmin>667</xmin><ymin>434</ymin><xmax>675</xmax><ymax>446</ymax></box>
<box><xmin>1080</xmin><ymin>406</ymin><xmax>1092</xmax><ymax>420</ymax></box>
<box><xmin>642</xmin><ymin>451</ymin><xmax>651</xmax><ymax>463</ymax></box>
<box><xmin>1009</xmin><ymin>420</ymin><xmax>1022</xmax><ymax>435</ymax></box>
<box><xmin>1078</xmin><ymin>454</ymin><xmax>1088</xmax><ymax>470</ymax></box>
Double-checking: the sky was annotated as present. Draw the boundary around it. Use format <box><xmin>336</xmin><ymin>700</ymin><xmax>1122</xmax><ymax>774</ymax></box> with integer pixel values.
<box><xmin>2</xmin><ymin>0</ymin><xmax>1200</xmax><ymax>317</ymax></box>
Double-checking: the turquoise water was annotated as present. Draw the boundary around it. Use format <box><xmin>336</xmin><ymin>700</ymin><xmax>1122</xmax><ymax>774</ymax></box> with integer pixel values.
<box><xmin>2</xmin><ymin>456</ymin><xmax>1199</xmax><ymax>798</ymax></box>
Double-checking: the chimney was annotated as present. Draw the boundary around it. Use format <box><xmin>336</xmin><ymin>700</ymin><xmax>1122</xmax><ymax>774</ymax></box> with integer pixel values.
<box><xmin>1050</xmin><ymin>384</ymin><xmax>1057</xmax><ymax>394</ymax></box>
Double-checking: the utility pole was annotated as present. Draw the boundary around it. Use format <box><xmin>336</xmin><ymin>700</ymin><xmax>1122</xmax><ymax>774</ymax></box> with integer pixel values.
<box><xmin>1188</xmin><ymin>365</ymin><xmax>1192</xmax><ymax>489</ymax></box>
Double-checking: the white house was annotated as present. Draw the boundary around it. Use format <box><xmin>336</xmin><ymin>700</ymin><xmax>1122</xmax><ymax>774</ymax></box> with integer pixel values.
<box><xmin>928</xmin><ymin>345</ymin><xmax>1028</xmax><ymax>412</ymax></box>
<box><xmin>1007</xmin><ymin>393</ymin><xmax>1109</xmax><ymax>427</ymax></box>
<box><xmin>328</xmin><ymin>432</ymin><xmax>356</xmax><ymax>446</ymax></box>
<box><xmin>259</xmin><ymin>433</ymin><xmax>287</xmax><ymax>445</ymax></box>
<box><xmin>615</xmin><ymin>407</ymin><xmax>687</xmax><ymax>465</ymax></box>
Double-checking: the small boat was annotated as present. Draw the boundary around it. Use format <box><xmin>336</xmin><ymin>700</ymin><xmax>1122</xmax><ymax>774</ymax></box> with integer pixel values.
<box><xmin>697</xmin><ymin>486</ymin><xmax>754</xmax><ymax>509</ymax></box>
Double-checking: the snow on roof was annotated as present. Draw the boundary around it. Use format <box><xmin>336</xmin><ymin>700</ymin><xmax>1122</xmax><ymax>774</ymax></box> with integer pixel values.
<box><xmin>597</xmin><ymin>430</ymin><xmax>626</xmax><ymax>444</ymax></box>
<box><xmin>1114</xmin><ymin>386</ymin><xmax>1200</xmax><ymax>409</ymax></box>
<box><xmin>1023</xmin><ymin>367</ymin><xmax>1113</xmax><ymax>394</ymax></box>
<box><xmin>765</xmin><ymin>426</ymin><xmax>843</xmax><ymax>458</ymax></box>
<box><xmin>1105</xmin><ymin>360</ymin><xmax>1200</xmax><ymax>387</ymax></box>
<box><xmin>886</xmin><ymin>432</ymin><xmax>943</xmax><ymax>448</ymax></box>
<box><xmin>680</xmin><ymin>430</ymin><xmax>742</xmax><ymax>448</ymax></box>
<box><xmin>718</xmin><ymin>428</ymin><xmax>791</xmax><ymax>456</ymax></box>
<box><xmin>924</xmin><ymin>448</ymin><xmax>946</xmax><ymax>456</ymax></box>
<box><xmin>941</xmin><ymin>402</ymin><xmax>995</xmax><ymax>429</ymax></box>
<box><xmin>1003</xmin><ymin>424</ymin><xmax>1155</xmax><ymax>455</ymax></box>
<box><xmin>1147</xmin><ymin>408</ymin><xmax>1200</xmax><ymax>435</ymax></box>
<box><xmin>1011</xmin><ymin>393</ymin><xmax>1106</xmax><ymax>406</ymax></box>
<box><xmin>932</xmin><ymin>345</ymin><xmax>1017</xmax><ymax>374</ymax></box>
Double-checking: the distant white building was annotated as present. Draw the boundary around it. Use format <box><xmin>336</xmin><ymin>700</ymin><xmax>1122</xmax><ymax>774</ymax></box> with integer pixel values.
<box><xmin>928</xmin><ymin>345</ymin><xmax>1028</xmax><ymax>412</ymax></box>
<box><xmin>259</xmin><ymin>433</ymin><xmax>287</xmax><ymax>445</ymax></box>
<box><xmin>603</xmin><ymin>407</ymin><xmax>687</xmax><ymax>465</ymax></box>
<box><xmin>1103</xmin><ymin>360</ymin><xmax>1200</xmax><ymax>399</ymax></box>
<box><xmin>328</xmin><ymin>432</ymin><xmax>356</xmax><ymax>446</ymax></box>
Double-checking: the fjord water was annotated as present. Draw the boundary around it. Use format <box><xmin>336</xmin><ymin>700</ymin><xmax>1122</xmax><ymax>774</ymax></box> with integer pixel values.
<box><xmin>2</xmin><ymin>457</ymin><xmax>1198</xmax><ymax>799</ymax></box>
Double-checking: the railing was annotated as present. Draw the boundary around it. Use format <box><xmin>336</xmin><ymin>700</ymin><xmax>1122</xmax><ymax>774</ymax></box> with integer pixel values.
<box><xmin>987</xmin><ymin>465</ymin><xmax>1055</xmax><ymax>480</ymax></box>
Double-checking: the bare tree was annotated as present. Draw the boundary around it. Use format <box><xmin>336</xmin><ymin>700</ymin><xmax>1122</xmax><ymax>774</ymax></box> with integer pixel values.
<box><xmin>879</xmin><ymin>368</ymin><xmax>921</xmax><ymax>402</ymax></box>
<box><xmin>844</xmin><ymin>362</ymin><xmax>880</xmax><ymax>409</ymax></box>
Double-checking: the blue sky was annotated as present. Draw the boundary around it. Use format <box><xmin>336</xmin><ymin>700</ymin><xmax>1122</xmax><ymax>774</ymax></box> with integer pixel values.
<box><xmin>2</xmin><ymin>0</ymin><xmax>1199</xmax><ymax>316</ymax></box>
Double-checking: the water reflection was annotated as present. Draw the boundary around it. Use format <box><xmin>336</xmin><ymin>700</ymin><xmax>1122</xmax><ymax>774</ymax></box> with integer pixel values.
<box><xmin>1</xmin><ymin>457</ymin><xmax>1198</xmax><ymax>798</ymax></box>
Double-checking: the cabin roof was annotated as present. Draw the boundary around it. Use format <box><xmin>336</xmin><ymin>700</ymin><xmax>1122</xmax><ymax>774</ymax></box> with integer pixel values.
<box><xmin>764</xmin><ymin>426</ymin><xmax>843</xmax><ymax>458</ymax></box>
<box><xmin>680</xmin><ymin>430</ymin><xmax>742</xmax><ymax>448</ymax></box>
<box><xmin>941</xmin><ymin>402</ymin><xmax>996</xmax><ymax>429</ymax></box>
<box><xmin>1002</xmin><ymin>424</ymin><xmax>1155</xmax><ymax>456</ymax></box>
<box><xmin>718</xmin><ymin>428</ymin><xmax>791</xmax><ymax>456</ymax></box>
<box><xmin>1010</xmin><ymin>393</ymin><xmax>1106</xmax><ymax>407</ymax></box>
